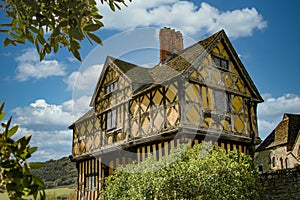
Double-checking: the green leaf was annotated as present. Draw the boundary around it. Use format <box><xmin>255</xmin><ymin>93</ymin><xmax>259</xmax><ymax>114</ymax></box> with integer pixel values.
<box><xmin>29</xmin><ymin>26</ymin><xmax>39</xmax><ymax>34</ymax></box>
<box><xmin>4</xmin><ymin>37</ymin><xmax>13</xmax><ymax>46</ymax></box>
<box><xmin>39</xmin><ymin>27</ymin><xmax>44</xmax><ymax>37</ymax></box>
<box><xmin>26</xmin><ymin>31</ymin><xmax>35</xmax><ymax>43</ymax></box>
<box><xmin>83</xmin><ymin>24</ymin><xmax>102</xmax><ymax>32</ymax></box>
<box><xmin>9</xmin><ymin>32</ymin><xmax>25</xmax><ymax>43</ymax></box>
<box><xmin>0</xmin><ymin>103</ymin><xmax>5</xmax><ymax>120</ymax></box>
<box><xmin>44</xmin><ymin>44</ymin><xmax>51</xmax><ymax>54</ymax></box>
<box><xmin>69</xmin><ymin>28</ymin><xmax>84</xmax><ymax>41</ymax></box>
<box><xmin>53</xmin><ymin>38</ymin><xmax>59</xmax><ymax>53</ymax></box>
<box><xmin>87</xmin><ymin>32</ymin><xmax>103</xmax><ymax>45</ymax></box>
<box><xmin>92</xmin><ymin>13</ymin><xmax>103</xmax><ymax>20</ymax></box>
<box><xmin>71</xmin><ymin>49</ymin><xmax>82</xmax><ymax>61</ymax></box>
<box><xmin>28</xmin><ymin>146</ymin><xmax>38</xmax><ymax>154</ymax></box>
<box><xmin>0</xmin><ymin>102</ymin><xmax>4</xmax><ymax>112</ymax></box>
<box><xmin>109</xmin><ymin>2</ymin><xmax>116</xmax><ymax>11</ymax></box>
<box><xmin>5</xmin><ymin>116</ymin><xmax>12</xmax><ymax>131</ymax></box>
<box><xmin>37</xmin><ymin>34</ymin><xmax>46</xmax><ymax>45</ymax></box>
<box><xmin>16</xmin><ymin>134</ymin><xmax>32</xmax><ymax>151</ymax></box>
<box><xmin>0</xmin><ymin>112</ymin><xmax>5</xmax><ymax>121</ymax></box>
<box><xmin>0</xmin><ymin>23</ymin><xmax>12</xmax><ymax>26</ymax></box>
<box><xmin>114</xmin><ymin>2</ymin><xmax>121</xmax><ymax>10</ymax></box>
<box><xmin>7</xmin><ymin>125</ymin><xmax>18</xmax><ymax>138</ymax></box>
<box><xmin>70</xmin><ymin>40</ymin><xmax>80</xmax><ymax>50</ymax></box>
<box><xmin>39</xmin><ymin>51</ymin><xmax>45</xmax><ymax>61</ymax></box>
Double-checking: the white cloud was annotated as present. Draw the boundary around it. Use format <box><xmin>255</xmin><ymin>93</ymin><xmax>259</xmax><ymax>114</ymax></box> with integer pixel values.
<box><xmin>258</xmin><ymin>93</ymin><xmax>300</xmax><ymax>139</ymax></box>
<box><xmin>15</xmin><ymin>48</ymin><xmax>66</xmax><ymax>81</ymax></box>
<box><xmin>14</xmin><ymin>127</ymin><xmax>72</xmax><ymax>161</ymax></box>
<box><xmin>64</xmin><ymin>64</ymin><xmax>103</xmax><ymax>93</ymax></box>
<box><xmin>98</xmin><ymin>1</ymin><xmax>267</xmax><ymax>38</ymax></box>
<box><xmin>62</xmin><ymin>95</ymin><xmax>92</xmax><ymax>116</ymax></box>
<box><xmin>12</xmin><ymin>99</ymin><xmax>83</xmax><ymax>131</ymax></box>
<box><xmin>11</xmin><ymin>97</ymin><xmax>93</xmax><ymax>161</ymax></box>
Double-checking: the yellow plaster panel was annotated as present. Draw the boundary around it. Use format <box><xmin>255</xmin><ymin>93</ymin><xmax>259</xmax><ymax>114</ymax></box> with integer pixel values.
<box><xmin>152</xmin><ymin>89</ymin><xmax>163</xmax><ymax>105</ymax></box>
<box><xmin>141</xmin><ymin>115</ymin><xmax>150</xmax><ymax>134</ymax></box>
<box><xmin>94</xmin><ymin>134</ymin><xmax>100</xmax><ymax>149</ymax></box>
<box><xmin>140</xmin><ymin>96</ymin><xmax>150</xmax><ymax>112</ymax></box>
<box><xmin>207</xmin><ymin>88</ymin><xmax>214</xmax><ymax>110</ymax></box>
<box><xmin>166</xmin><ymin>83</ymin><xmax>178</xmax><ymax>103</ymax></box>
<box><xmin>202</xmin><ymin>86</ymin><xmax>208</xmax><ymax>110</ymax></box>
<box><xmin>234</xmin><ymin>116</ymin><xmax>245</xmax><ymax>134</ymax></box>
<box><xmin>186</xmin><ymin>105</ymin><xmax>200</xmax><ymax>125</ymax></box>
<box><xmin>117</xmin><ymin>132</ymin><xmax>122</xmax><ymax>142</ymax></box>
<box><xmin>190</xmin><ymin>70</ymin><xmax>197</xmax><ymax>79</ymax></box>
<box><xmin>167</xmin><ymin>105</ymin><xmax>179</xmax><ymax>127</ymax></box>
<box><xmin>231</xmin><ymin>95</ymin><xmax>244</xmax><ymax>113</ymax></box>
<box><xmin>73</xmin><ymin>143</ymin><xmax>79</xmax><ymax>155</ymax></box>
<box><xmin>185</xmin><ymin>83</ymin><xmax>200</xmax><ymax>102</ymax></box>
<box><xmin>153</xmin><ymin>112</ymin><xmax>164</xmax><ymax>132</ymax></box>
<box><xmin>130</xmin><ymin>100</ymin><xmax>139</xmax><ymax>116</ymax></box>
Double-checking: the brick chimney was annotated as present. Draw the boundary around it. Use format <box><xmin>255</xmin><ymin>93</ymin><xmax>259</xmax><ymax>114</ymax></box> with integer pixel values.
<box><xmin>159</xmin><ymin>27</ymin><xmax>183</xmax><ymax>63</ymax></box>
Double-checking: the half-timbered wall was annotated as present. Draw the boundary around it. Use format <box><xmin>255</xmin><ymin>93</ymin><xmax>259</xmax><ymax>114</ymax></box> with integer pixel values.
<box><xmin>72</xmin><ymin>66</ymin><xmax>132</xmax><ymax>157</ymax></box>
<box><xmin>129</xmin><ymin>81</ymin><xmax>180</xmax><ymax>138</ymax></box>
<box><xmin>72</xmin><ymin>115</ymin><xmax>101</xmax><ymax>156</ymax></box>
<box><xmin>95</xmin><ymin>66</ymin><xmax>132</xmax><ymax>113</ymax></box>
<box><xmin>186</xmin><ymin>41</ymin><xmax>258</xmax><ymax>138</ymax></box>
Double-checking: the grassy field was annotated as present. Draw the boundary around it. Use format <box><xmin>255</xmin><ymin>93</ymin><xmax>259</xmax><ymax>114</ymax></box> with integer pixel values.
<box><xmin>0</xmin><ymin>187</ymin><xmax>75</xmax><ymax>200</ymax></box>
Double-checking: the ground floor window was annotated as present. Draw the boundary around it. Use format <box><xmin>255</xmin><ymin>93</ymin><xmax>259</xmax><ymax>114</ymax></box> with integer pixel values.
<box><xmin>86</xmin><ymin>168</ymin><xmax>98</xmax><ymax>190</ymax></box>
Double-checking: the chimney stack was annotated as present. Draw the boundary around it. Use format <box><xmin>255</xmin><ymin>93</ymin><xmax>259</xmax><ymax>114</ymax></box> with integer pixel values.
<box><xmin>159</xmin><ymin>27</ymin><xmax>183</xmax><ymax>63</ymax></box>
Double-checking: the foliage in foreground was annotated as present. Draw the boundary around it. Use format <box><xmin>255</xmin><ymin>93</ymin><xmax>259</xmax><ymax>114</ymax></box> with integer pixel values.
<box><xmin>0</xmin><ymin>103</ymin><xmax>45</xmax><ymax>199</ymax></box>
<box><xmin>101</xmin><ymin>142</ymin><xmax>261</xmax><ymax>200</ymax></box>
<box><xmin>0</xmin><ymin>0</ymin><xmax>130</xmax><ymax>61</ymax></box>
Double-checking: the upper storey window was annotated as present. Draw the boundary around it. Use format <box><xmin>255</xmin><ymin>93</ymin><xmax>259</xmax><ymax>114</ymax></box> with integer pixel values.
<box><xmin>106</xmin><ymin>109</ymin><xmax>117</xmax><ymax>130</ymax></box>
<box><xmin>105</xmin><ymin>80</ymin><xmax>118</xmax><ymax>94</ymax></box>
<box><xmin>212</xmin><ymin>55</ymin><xmax>229</xmax><ymax>70</ymax></box>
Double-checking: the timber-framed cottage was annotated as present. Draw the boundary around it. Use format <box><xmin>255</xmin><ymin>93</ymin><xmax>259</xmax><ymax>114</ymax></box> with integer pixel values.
<box><xmin>69</xmin><ymin>28</ymin><xmax>263</xmax><ymax>199</ymax></box>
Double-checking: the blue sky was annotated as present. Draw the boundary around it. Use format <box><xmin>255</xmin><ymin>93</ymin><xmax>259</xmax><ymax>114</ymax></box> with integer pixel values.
<box><xmin>1</xmin><ymin>0</ymin><xmax>300</xmax><ymax>161</ymax></box>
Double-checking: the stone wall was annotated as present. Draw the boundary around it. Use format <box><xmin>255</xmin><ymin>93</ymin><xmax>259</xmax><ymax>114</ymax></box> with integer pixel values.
<box><xmin>260</xmin><ymin>166</ymin><xmax>300</xmax><ymax>200</ymax></box>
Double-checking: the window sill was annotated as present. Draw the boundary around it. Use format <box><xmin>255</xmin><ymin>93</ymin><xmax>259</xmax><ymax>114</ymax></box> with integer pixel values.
<box><xmin>214</xmin><ymin>65</ymin><xmax>230</xmax><ymax>72</ymax></box>
<box><xmin>106</xmin><ymin>127</ymin><xmax>122</xmax><ymax>135</ymax></box>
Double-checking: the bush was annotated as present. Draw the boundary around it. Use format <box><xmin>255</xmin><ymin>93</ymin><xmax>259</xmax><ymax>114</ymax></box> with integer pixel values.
<box><xmin>100</xmin><ymin>142</ymin><xmax>261</xmax><ymax>200</ymax></box>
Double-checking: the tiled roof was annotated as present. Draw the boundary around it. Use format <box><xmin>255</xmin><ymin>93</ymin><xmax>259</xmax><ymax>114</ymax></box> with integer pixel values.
<box><xmin>256</xmin><ymin>114</ymin><xmax>300</xmax><ymax>152</ymax></box>
<box><xmin>109</xmin><ymin>57</ymin><xmax>154</xmax><ymax>90</ymax></box>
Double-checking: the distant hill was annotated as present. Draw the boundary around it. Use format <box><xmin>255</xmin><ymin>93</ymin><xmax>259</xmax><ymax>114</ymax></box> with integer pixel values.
<box><xmin>32</xmin><ymin>157</ymin><xmax>77</xmax><ymax>189</ymax></box>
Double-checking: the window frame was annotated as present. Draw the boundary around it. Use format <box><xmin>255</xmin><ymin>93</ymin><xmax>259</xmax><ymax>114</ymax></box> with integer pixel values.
<box><xmin>280</xmin><ymin>157</ymin><xmax>284</xmax><ymax>169</ymax></box>
<box><xmin>285</xmin><ymin>158</ymin><xmax>290</xmax><ymax>168</ymax></box>
<box><xmin>85</xmin><ymin>168</ymin><xmax>98</xmax><ymax>191</ymax></box>
<box><xmin>104</xmin><ymin>80</ymin><xmax>118</xmax><ymax>95</ymax></box>
<box><xmin>106</xmin><ymin>109</ymin><xmax>117</xmax><ymax>130</ymax></box>
<box><xmin>272</xmin><ymin>156</ymin><xmax>277</xmax><ymax>168</ymax></box>
<box><xmin>211</xmin><ymin>55</ymin><xmax>229</xmax><ymax>71</ymax></box>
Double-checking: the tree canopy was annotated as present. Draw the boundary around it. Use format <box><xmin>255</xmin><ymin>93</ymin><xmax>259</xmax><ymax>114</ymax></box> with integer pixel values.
<box><xmin>0</xmin><ymin>0</ymin><xmax>130</xmax><ymax>61</ymax></box>
<box><xmin>100</xmin><ymin>142</ymin><xmax>261</xmax><ymax>200</ymax></box>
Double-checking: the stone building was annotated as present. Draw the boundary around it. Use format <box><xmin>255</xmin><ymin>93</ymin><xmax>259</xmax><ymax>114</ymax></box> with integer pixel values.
<box><xmin>69</xmin><ymin>28</ymin><xmax>263</xmax><ymax>199</ymax></box>
<box><xmin>255</xmin><ymin>113</ymin><xmax>300</xmax><ymax>173</ymax></box>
